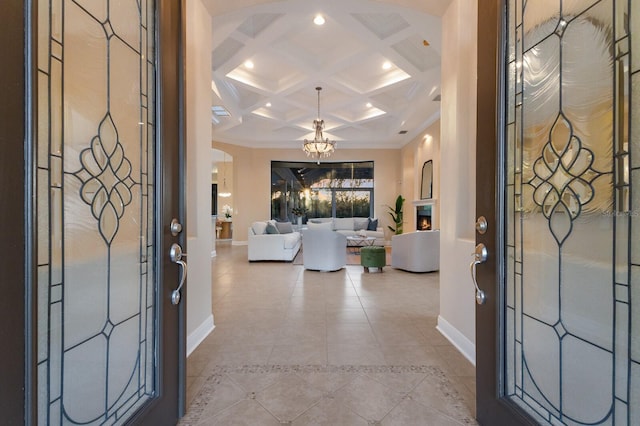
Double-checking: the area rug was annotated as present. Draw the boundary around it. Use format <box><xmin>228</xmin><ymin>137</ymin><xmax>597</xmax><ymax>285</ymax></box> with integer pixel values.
<box><xmin>179</xmin><ymin>364</ymin><xmax>477</xmax><ymax>425</ymax></box>
<box><xmin>293</xmin><ymin>247</ymin><xmax>392</xmax><ymax>266</ymax></box>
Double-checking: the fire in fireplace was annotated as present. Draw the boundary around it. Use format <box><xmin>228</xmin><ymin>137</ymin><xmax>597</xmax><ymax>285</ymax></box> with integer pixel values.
<box><xmin>417</xmin><ymin>215</ymin><xmax>431</xmax><ymax>231</ymax></box>
<box><xmin>416</xmin><ymin>204</ymin><xmax>432</xmax><ymax>231</ymax></box>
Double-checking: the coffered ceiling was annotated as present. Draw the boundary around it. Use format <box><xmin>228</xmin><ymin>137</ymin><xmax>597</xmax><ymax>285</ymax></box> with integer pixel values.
<box><xmin>204</xmin><ymin>0</ymin><xmax>451</xmax><ymax>149</ymax></box>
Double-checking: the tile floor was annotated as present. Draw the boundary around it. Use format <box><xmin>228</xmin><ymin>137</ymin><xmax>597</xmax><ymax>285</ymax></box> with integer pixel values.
<box><xmin>183</xmin><ymin>242</ymin><xmax>477</xmax><ymax>425</ymax></box>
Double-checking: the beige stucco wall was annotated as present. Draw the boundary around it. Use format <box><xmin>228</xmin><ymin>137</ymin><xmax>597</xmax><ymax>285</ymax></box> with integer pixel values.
<box><xmin>437</xmin><ymin>0</ymin><xmax>478</xmax><ymax>363</ymax></box>
<box><xmin>211</xmin><ymin>142</ymin><xmax>402</xmax><ymax>244</ymax></box>
<box><xmin>185</xmin><ymin>0</ymin><xmax>214</xmax><ymax>354</ymax></box>
<box><xmin>400</xmin><ymin>119</ymin><xmax>441</xmax><ymax>231</ymax></box>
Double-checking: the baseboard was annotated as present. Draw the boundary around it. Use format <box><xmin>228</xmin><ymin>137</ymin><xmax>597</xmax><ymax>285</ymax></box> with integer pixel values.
<box><xmin>436</xmin><ymin>315</ymin><xmax>476</xmax><ymax>366</ymax></box>
<box><xmin>232</xmin><ymin>240</ymin><xmax>248</xmax><ymax>246</ymax></box>
<box><xmin>187</xmin><ymin>314</ymin><xmax>215</xmax><ymax>357</ymax></box>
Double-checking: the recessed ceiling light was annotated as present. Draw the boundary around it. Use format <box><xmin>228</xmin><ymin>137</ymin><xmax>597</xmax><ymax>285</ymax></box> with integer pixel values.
<box><xmin>382</xmin><ymin>61</ymin><xmax>392</xmax><ymax>70</ymax></box>
<box><xmin>366</xmin><ymin>102</ymin><xmax>372</xmax><ymax>108</ymax></box>
<box><xmin>244</xmin><ymin>60</ymin><xmax>254</xmax><ymax>69</ymax></box>
<box><xmin>314</xmin><ymin>14</ymin><xmax>325</xmax><ymax>25</ymax></box>
<box><xmin>266</xmin><ymin>102</ymin><xmax>272</xmax><ymax>107</ymax></box>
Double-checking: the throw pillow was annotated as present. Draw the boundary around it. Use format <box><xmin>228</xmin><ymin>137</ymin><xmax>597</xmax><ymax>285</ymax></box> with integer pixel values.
<box><xmin>251</xmin><ymin>221</ymin><xmax>268</xmax><ymax>235</ymax></box>
<box><xmin>308</xmin><ymin>221</ymin><xmax>333</xmax><ymax>230</ymax></box>
<box><xmin>333</xmin><ymin>217</ymin><xmax>354</xmax><ymax>231</ymax></box>
<box><xmin>354</xmin><ymin>217</ymin><xmax>369</xmax><ymax>231</ymax></box>
<box><xmin>275</xmin><ymin>221</ymin><xmax>293</xmax><ymax>234</ymax></box>
<box><xmin>367</xmin><ymin>218</ymin><xmax>378</xmax><ymax>231</ymax></box>
<box><xmin>266</xmin><ymin>222</ymin><xmax>280</xmax><ymax>234</ymax></box>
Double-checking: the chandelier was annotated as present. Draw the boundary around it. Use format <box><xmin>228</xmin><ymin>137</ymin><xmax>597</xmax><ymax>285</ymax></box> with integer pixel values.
<box><xmin>219</xmin><ymin>152</ymin><xmax>231</xmax><ymax>197</ymax></box>
<box><xmin>303</xmin><ymin>87</ymin><xmax>336</xmax><ymax>164</ymax></box>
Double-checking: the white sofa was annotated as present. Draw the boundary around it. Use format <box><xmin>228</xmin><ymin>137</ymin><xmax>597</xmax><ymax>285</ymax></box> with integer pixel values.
<box><xmin>391</xmin><ymin>230</ymin><xmax>440</xmax><ymax>272</ymax></box>
<box><xmin>302</xmin><ymin>228</ymin><xmax>347</xmax><ymax>271</ymax></box>
<box><xmin>307</xmin><ymin>217</ymin><xmax>384</xmax><ymax>245</ymax></box>
<box><xmin>248</xmin><ymin>221</ymin><xmax>301</xmax><ymax>262</ymax></box>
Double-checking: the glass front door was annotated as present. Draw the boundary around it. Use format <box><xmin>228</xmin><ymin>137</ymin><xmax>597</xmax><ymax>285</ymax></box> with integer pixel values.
<box><xmin>501</xmin><ymin>1</ymin><xmax>638</xmax><ymax>424</ymax></box>
<box><xmin>35</xmin><ymin>1</ymin><xmax>182</xmax><ymax>424</ymax></box>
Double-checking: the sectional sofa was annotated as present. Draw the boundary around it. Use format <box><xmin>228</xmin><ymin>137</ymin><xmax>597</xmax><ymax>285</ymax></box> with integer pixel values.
<box><xmin>247</xmin><ymin>217</ymin><xmax>384</xmax><ymax>262</ymax></box>
<box><xmin>247</xmin><ymin>220</ymin><xmax>301</xmax><ymax>261</ymax></box>
<box><xmin>306</xmin><ymin>217</ymin><xmax>384</xmax><ymax>246</ymax></box>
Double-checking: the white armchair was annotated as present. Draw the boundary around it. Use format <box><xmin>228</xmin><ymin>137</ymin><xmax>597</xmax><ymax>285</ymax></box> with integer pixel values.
<box><xmin>391</xmin><ymin>230</ymin><xmax>440</xmax><ymax>273</ymax></box>
<box><xmin>302</xmin><ymin>229</ymin><xmax>347</xmax><ymax>272</ymax></box>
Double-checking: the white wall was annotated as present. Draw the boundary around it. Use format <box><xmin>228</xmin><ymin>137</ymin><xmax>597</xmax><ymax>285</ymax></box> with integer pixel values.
<box><xmin>185</xmin><ymin>0</ymin><xmax>214</xmax><ymax>356</ymax></box>
<box><xmin>438</xmin><ymin>0</ymin><xmax>478</xmax><ymax>364</ymax></box>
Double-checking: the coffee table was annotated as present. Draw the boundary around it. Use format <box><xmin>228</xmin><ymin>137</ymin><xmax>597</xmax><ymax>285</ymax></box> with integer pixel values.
<box><xmin>346</xmin><ymin>236</ymin><xmax>376</xmax><ymax>253</ymax></box>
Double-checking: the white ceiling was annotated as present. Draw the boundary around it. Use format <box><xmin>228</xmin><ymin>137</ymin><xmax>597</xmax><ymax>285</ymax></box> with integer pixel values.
<box><xmin>204</xmin><ymin>0</ymin><xmax>450</xmax><ymax>150</ymax></box>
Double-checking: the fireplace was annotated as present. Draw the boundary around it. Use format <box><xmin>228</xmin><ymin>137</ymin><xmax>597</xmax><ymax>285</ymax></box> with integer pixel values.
<box><xmin>416</xmin><ymin>204</ymin><xmax>432</xmax><ymax>231</ymax></box>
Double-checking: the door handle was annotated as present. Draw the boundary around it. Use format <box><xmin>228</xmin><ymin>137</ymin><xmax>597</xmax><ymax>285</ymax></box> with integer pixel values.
<box><xmin>469</xmin><ymin>243</ymin><xmax>487</xmax><ymax>305</ymax></box>
<box><xmin>169</xmin><ymin>243</ymin><xmax>187</xmax><ymax>305</ymax></box>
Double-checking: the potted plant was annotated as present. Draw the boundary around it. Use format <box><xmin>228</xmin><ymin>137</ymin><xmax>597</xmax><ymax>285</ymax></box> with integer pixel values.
<box><xmin>291</xmin><ymin>206</ymin><xmax>308</xmax><ymax>226</ymax></box>
<box><xmin>387</xmin><ymin>195</ymin><xmax>405</xmax><ymax>234</ymax></box>
<box><xmin>222</xmin><ymin>204</ymin><xmax>233</xmax><ymax>220</ymax></box>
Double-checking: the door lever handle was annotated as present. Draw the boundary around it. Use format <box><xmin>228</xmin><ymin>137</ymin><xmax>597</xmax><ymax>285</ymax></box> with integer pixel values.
<box><xmin>169</xmin><ymin>243</ymin><xmax>187</xmax><ymax>305</ymax></box>
<box><xmin>469</xmin><ymin>243</ymin><xmax>487</xmax><ymax>305</ymax></box>
<box><xmin>469</xmin><ymin>260</ymin><xmax>487</xmax><ymax>305</ymax></box>
<box><xmin>171</xmin><ymin>259</ymin><xmax>187</xmax><ymax>305</ymax></box>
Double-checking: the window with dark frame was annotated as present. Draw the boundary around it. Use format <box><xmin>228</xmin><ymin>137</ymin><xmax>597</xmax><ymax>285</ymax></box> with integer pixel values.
<box><xmin>271</xmin><ymin>161</ymin><xmax>374</xmax><ymax>223</ymax></box>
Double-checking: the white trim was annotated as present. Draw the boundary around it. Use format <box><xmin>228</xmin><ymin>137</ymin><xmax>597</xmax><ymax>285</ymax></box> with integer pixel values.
<box><xmin>187</xmin><ymin>314</ymin><xmax>215</xmax><ymax>357</ymax></box>
<box><xmin>436</xmin><ymin>315</ymin><xmax>476</xmax><ymax>366</ymax></box>
<box><xmin>232</xmin><ymin>240</ymin><xmax>248</xmax><ymax>246</ymax></box>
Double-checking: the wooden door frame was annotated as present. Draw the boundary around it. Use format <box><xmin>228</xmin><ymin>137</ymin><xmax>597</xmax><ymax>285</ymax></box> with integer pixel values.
<box><xmin>128</xmin><ymin>0</ymin><xmax>187</xmax><ymax>422</ymax></box>
<box><xmin>475</xmin><ymin>0</ymin><xmax>536</xmax><ymax>424</ymax></box>
<box><xmin>0</xmin><ymin>0</ymin><xmax>35</xmax><ymax>423</ymax></box>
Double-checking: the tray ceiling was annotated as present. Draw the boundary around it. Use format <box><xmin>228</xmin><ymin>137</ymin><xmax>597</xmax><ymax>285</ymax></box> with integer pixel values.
<box><xmin>205</xmin><ymin>0</ymin><xmax>450</xmax><ymax>149</ymax></box>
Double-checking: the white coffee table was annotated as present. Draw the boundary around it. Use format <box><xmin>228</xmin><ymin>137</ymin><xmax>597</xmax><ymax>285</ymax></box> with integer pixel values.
<box><xmin>346</xmin><ymin>236</ymin><xmax>376</xmax><ymax>253</ymax></box>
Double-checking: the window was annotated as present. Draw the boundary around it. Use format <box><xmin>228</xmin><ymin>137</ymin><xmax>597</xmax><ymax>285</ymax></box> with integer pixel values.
<box><xmin>271</xmin><ymin>161</ymin><xmax>374</xmax><ymax>222</ymax></box>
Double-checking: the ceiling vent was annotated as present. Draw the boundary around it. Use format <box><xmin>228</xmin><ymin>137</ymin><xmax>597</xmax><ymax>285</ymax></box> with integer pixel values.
<box><xmin>212</xmin><ymin>106</ymin><xmax>231</xmax><ymax>117</ymax></box>
<box><xmin>398</xmin><ymin>130</ymin><xmax>408</xmax><ymax>134</ymax></box>
<box><xmin>432</xmin><ymin>94</ymin><xmax>441</xmax><ymax>102</ymax></box>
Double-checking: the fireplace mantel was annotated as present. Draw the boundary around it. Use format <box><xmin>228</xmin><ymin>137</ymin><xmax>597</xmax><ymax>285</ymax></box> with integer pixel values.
<box><xmin>412</xmin><ymin>198</ymin><xmax>437</xmax><ymax>207</ymax></box>
<box><xmin>412</xmin><ymin>199</ymin><xmax>438</xmax><ymax>230</ymax></box>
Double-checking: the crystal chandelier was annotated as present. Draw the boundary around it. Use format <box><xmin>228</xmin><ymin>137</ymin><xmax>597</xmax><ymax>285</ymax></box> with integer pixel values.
<box><xmin>303</xmin><ymin>87</ymin><xmax>336</xmax><ymax>164</ymax></box>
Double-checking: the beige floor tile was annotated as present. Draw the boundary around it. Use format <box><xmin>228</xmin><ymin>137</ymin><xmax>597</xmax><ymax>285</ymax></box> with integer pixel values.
<box><xmin>295</xmin><ymin>370</ymin><xmax>359</xmax><ymax>393</ymax></box>
<box><xmin>200</xmin><ymin>399</ymin><xmax>281</xmax><ymax>426</ymax></box>
<box><xmin>326</xmin><ymin>324</ymin><xmax>377</xmax><ymax>345</ymax></box>
<box><xmin>203</xmin><ymin>345</ymin><xmax>274</xmax><ymax>366</ymax></box>
<box><xmin>292</xmin><ymin>397</ymin><xmax>369</xmax><ymax>425</ymax></box>
<box><xmin>379</xmin><ymin>345</ymin><xmax>442</xmax><ymax>366</ymax></box>
<box><xmin>268</xmin><ymin>343</ymin><xmax>327</xmax><ymax>365</ymax></box>
<box><xmin>325</xmin><ymin>307</ymin><xmax>370</xmax><ymax>324</ymax></box>
<box><xmin>197</xmin><ymin>376</ymin><xmax>248</xmax><ymax>420</ymax></box>
<box><xmin>255</xmin><ymin>373</ymin><xmax>325</xmax><ymax>422</ymax></box>
<box><xmin>380</xmin><ymin>398</ymin><xmax>467</xmax><ymax>426</ymax></box>
<box><xmin>184</xmin><ymin>244</ymin><xmax>478</xmax><ymax>424</ymax></box>
<box><xmin>364</xmin><ymin>370</ymin><xmax>428</xmax><ymax>394</ymax></box>
<box><xmin>277</xmin><ymin>322</ymin><xmax>326</xmax><ymax>345</ymax></box>
<box><xmin>225</xmin><ymin>370</ymin><xmax>288</xmax><ymax>393</ymax></box>
<box><xmin>409</xmin><ymin>374</ymin><xmax>474</xmax><ymax>423</ymax></box>
<box><xmin>327</xmin><ymin>344</ymin><xmax>386</xmax><ymax>365</ymax></box>
<box><xmin>186</xmin><ymin>375</ymin><xmax>207</xmax><ymax>407</ymax></box>
<box><xmin>332</xmin><ymin>374</ymin><xmax>404</xmax><ymax>422</ymax></box>
<box><xmin>435</xmin><ymin>346</ymin><xmax>476</xmax><ymax>378</ymax></box>
<box><xmin>370</xmin><ymin>322</ymin><xmax>430</xmax><ymax>346</ymax></box>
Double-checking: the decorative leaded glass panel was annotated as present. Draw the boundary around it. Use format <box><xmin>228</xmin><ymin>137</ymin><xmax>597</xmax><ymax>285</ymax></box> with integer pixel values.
<box><xmin>504</xmin><ymin>0</ymin><xmax>637</xmax><ymax>424</ymax></box>
<box><xmin>36</xmin><ymin>0</ymin><xmax>157</xmax><ymax>424</ymax></box>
